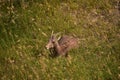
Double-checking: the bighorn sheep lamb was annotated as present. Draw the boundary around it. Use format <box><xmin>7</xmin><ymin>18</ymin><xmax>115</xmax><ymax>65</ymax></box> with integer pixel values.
<box><xmin>46</xmin><ymin>32</ymin><xmax>79</xmax><ymax>57</ymax></box>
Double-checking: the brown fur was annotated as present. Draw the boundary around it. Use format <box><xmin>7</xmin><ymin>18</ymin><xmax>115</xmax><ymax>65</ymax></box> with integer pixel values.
<box><xmin>46</xmin><ymin>34</ymin><xmax>79</xmax><ymax>57</ymax></box>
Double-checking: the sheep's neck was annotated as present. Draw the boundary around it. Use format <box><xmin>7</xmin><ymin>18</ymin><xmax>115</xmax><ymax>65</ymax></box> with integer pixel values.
<box><xmin>53</xmin><ymin>41</ymin><xmax>63</xmax><ymax>55</ymax></box>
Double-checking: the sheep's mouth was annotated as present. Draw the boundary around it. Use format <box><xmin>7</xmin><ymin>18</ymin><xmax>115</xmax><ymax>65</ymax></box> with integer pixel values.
<box><xmin>45</xmin><ymin>46</ymin><xmax>49</xmax><ymax>49</ymax></box>
<box><xmin>46</xmin><ymin>47</ymin><xmax>49</xmax><ymax>49</ymax></box>
<box><xmin>45</xmin><ymin>46</ymin><xmax>54</xmax><ymax>50</ymax></box>
<box><xmin>45</xmin><ymin>45</ymin><xmax>50</xmax><ymax>49</ymax></box>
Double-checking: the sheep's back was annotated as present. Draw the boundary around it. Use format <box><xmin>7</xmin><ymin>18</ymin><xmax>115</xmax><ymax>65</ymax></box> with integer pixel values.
<box><xmin>58</xmin><ymin>35</ymin><xmax>79</xmax><ymax>50</ymax></box>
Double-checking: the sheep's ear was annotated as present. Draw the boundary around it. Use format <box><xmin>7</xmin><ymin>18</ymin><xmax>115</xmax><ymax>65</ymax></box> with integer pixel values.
<box><xmin>54</xmin><ymin>32</ymin><xmax>61</xmax><ymax>41</ymax></box>
<box><xmin>57</xmin><ymin>36</ymin><xmax>61</xmax><ymax>40</ymax></box>
<box><xmin>55</xmin><ymin>32</ymin><xmax>61</xmax><ymax>36</ymax></box>
<box><xmin>54</xmin><ymin>32</ymin><xmax>60</xmax><ymax>37</ymax></box>
<box><xmin>51</xmin><ymin>30</ymin><xmax>54</xmax><ymax>37</ymax></box>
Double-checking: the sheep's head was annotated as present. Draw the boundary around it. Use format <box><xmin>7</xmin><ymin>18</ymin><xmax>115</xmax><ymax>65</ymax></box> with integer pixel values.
<box><xmin>46</xmin><ymin>35</ymin><xmax>55</xmax><ymax>49</ymax></box>
<box><xmin>46</xmin><ymin>31</ymin><xmax>60</xmax><ymax>49</ymax></box>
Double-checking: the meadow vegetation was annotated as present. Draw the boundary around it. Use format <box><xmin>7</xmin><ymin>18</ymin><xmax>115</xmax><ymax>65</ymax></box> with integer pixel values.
<box><xmin>0</xmin><ymin>0</ymin><xmax>120</xmax><ymax>80</ymax></box>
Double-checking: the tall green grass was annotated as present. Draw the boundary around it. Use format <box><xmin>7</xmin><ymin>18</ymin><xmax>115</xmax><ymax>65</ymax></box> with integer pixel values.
<box><xmin>0</xmin><ymin>0</ymin><xmax>120</xmax><ymax>80</ymax></box>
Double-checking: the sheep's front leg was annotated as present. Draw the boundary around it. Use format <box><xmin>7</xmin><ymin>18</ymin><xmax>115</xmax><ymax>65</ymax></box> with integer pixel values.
<box><xmin>65</xmin><ymin>53</ymin><xmax>68</xmax><ymax>57</ymax></box>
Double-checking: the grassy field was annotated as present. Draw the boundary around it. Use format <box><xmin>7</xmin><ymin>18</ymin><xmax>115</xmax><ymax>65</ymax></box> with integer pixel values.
<box><xmin>0</xmin><ymin>0</ymin><xmax>120</xmax><ymax>80</ymax></box>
